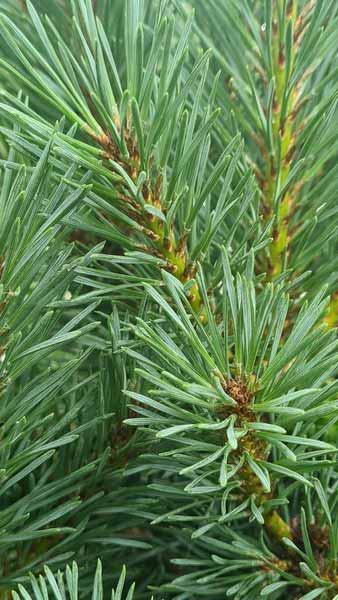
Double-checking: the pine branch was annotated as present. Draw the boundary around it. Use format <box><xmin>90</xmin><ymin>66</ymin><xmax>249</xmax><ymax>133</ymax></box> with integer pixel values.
<box><xmin>124</xmin><ymin>263</ymin><xmax>337</xmax><ymax>553</ymax></box>
<box><xmin>191</xmin><ymin>0</ymin><xmax>338</xmax><ymax>320</ymax></box>
<box><xmin>0</xmin><ymin>0</ymin><xmax>260</xmax><ymax>320</ymax></box>
<box><xmin>0</xmin><ymin>1</ymin><xmax>337</xmax><ymax>598</ymax></box>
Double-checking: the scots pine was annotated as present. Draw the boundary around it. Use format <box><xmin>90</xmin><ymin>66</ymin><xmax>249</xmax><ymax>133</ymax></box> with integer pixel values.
<box><xmin>0</xmin><ymin>1</ymin><xmax>337</xmax><ymax>598</ymax></box>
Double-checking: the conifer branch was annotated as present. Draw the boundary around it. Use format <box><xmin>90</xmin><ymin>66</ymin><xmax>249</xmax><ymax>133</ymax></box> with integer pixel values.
<box><xmin>87</xmin><ymin>121</ymin><xmax>203</xmax><ymax>312</ymax></box>
<box><xmin>0</xmin><ymin>1</ymin><xmax>337</xmax><ymax>598</ymax></box>
<box><xmin>192</xmin><ymin>0</ymin><xmax>338</xmax><ymax>307</ymax></box>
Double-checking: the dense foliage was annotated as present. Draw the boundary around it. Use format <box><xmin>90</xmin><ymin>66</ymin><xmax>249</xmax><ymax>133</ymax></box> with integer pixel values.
<box><xmin>0</xmin><ymin>1</ymin><xmax>337</xmax><ymax>598</ymax></box>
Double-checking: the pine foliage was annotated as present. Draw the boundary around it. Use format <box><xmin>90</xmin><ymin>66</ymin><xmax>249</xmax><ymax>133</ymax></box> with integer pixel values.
<box><xmin>13</xmin><ymin>561</ymin><xmax>139</xmax><ymax>600</ymax></box>
<box><xmin>0</xmin><ymin>1</ymin><xmax>337</xmax><ymax>599</ymax></box>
